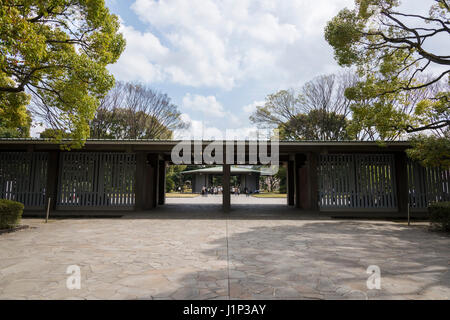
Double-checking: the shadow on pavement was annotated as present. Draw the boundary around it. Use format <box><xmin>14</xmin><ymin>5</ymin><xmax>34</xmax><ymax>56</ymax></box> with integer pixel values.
<box><xmin>155</xmin><ymin>221</ymin><xmax>450</xmax><ymax>299</ymax></box>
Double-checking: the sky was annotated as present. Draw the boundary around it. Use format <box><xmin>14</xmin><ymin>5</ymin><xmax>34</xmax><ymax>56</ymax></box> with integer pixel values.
<box><xmin>31</xmin><ymin>0</ymin><xmax>449</xmax><ymax>139</ymax></box>
<box><xmin>103</xmin><ymin>0</ymin><xmax>356</xmax><ymax>140</ymax></box>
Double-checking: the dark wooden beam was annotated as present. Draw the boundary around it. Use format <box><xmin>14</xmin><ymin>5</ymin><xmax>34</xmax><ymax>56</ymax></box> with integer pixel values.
<box><xmin>287</xmin><ymin>160</ymin><xmax>295</xmax><ymax>206</ymax></box>
<box><xmin>294</xmin><ymin>154</ymin><xmax>306</xmax><ymax>209</ymax></box>
<box><xmin>135</xmin><ymin>152</ymin><xmax>147</xmax><ymax>211</ymax></box>
<box><xmin>158</xmin><ymin>160</ymin><xmax>166</xmax><ymax>205</ymax></box>
<box><xmin>222</xmin><ymin>164</ymin><xmax>231</xmax><ymax>212</ymax></box>
<box><xmin>394</xmin><ymin>152</ymin><xmax>409</xmax><ymax>215</ymax></box>
<box><xmin>147</xmin><ymin>154</ymin><xmax>159</xmax><ymax>209</ymax></box>
<box><xmin>45</xmin><ymin>150</ymin><xmax>60</xmax><ymax>211</ymax></box>
<box><xmin>307</xmin><ymin>152</ymin><xmax>319</xmax><ymax>211</ymax></box>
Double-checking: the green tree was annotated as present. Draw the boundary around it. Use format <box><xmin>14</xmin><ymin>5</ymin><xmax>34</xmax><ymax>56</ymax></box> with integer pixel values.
<box><xmin>250</xmin><ymin>72</ymin><xmax>357</xmax><ymax>140</ymax></box>
<box><xmin>277</xmin><ymin>165</ymin><xmax>287</xmax><ymax>194</ymax></box>
<box><xmin>39</xmin><ymin>128</ymin><xmax>70</xmax><ymax>139</ymax></box>
<box><xmin>279</xmin><ymin>109</ymin><xmax>351</xmax><ymax>141</ymax></box>
<box><xmin>166</xmin><ymin>165</ymin><xmax>187</xmax><ymax>192</ymax></box>
<box><xmin>165</xmin><ymin>176</ymin><xmax>175</xmax><ymax>193</ymax></box>
<box><xmin>407</xmin><ymin>135</ymin><xmax>450</xmax><ymax>168</ymax></box>
<box><xmin>1</xmin><ymin>0</ymin><xmax>125</xmax><ymax>146</ymax></box>
<box><xmin>325</xmin><ymin>0</ymin><xmax>450</xmax><ymax>167</ymax></box>
<box><xmin>263</xmin><ymin>165</ymin><xmax>286</xmax><ymax>193</ymax></box>
<box><xmin>0</xmin><ymin>77</ymin><xmax>31</xmax><ymax>137</ymax></box>
<box><xmin>0</xmin><ymin>111</ymin><xmax>31</xmax><ymax>137</ymax></box>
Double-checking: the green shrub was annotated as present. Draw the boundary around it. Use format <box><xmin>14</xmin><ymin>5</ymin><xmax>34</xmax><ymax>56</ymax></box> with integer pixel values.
<box><xmin>428</xmin><ymin>202</ymin><xmax>450</xmax><ymax>232</ymax></box>
<box><xmin>0</xmin><ymin>199</ymin><xmax>24</xmax><ymax>229</ymax></box>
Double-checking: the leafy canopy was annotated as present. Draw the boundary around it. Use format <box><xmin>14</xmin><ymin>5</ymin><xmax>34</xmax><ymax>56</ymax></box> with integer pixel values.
<box><xmin>0</xmin><ymin>77</ymin><xmax>31</xmax><ymax>137</ymax></box>
<box><xmin>0</xmin><ymin>0</ymin><xmax>125</xmax><ymax>146</ymax></box>
<box><xmin>166</xmin><ymin>165</ymin><xmax>187</xmax><ymax>192</ymax></box>
<box><xmin>325</xmin><ymin>0</ymin><xmax>450</xmax><ymax>167</ymax></box>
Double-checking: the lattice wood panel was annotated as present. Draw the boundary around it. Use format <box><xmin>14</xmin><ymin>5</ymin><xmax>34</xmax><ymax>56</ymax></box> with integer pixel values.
<box><xmin>0</xmin><ymin>152</ymin><xmax>48</xmax><ymax>208</ymax></box>
<box><xmin>57</xmin><ymin>153</ymin><xmax>136</xmax><ymax>208</ymax></box>
<box><xmin>408</xmin><ymin>160</ymin><xmax>450</xmax><ymax>209</ymax></box>
<box><xmin>319</xmin><ymin>154</ymin><xmax>396</xmax><ymax>210</ymax></box>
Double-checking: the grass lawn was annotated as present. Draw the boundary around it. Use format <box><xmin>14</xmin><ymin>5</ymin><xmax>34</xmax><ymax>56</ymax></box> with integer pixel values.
<box><xmin>165</xmin><ymin>193</ymin><xmax>200</xmax><ymax>198</ymax></box>
<box><xmin>252</xmin><ymin>193</ymin><xmax>287</xmax><ymax>198</ymax></box>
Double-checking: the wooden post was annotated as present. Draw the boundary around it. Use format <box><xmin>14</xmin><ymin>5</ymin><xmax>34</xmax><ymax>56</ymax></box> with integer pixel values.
<box><xmin>287</xmin><ymin>160</ymin><xmax>295</xmax><ymax>206</ymax></box>
<box><xmin>147</xmin><ymin>154</ymin><xmax>159</xmax><ymax>208</ymax></box>
<box><xmin>158</xmin><ymin>160</ymin><xmax>166</xmax><ymax>205</ymax></box>
<box><xmin>307</xmin><ymin>152</ymin><xmax>319</xmax><ymax>211</ymax></box>
<box><xmin>45</xmin><ymin>197</ymin><xmax>51</xmax><ymax>223</ymax></box>
<box><xmin>294</xmin><ymin>154</ymin><xmax>306</xmax><ymax>208</ymax></box>
<box><xmin>394</xmin><ymin>152</ymin><xmax>409</xmax><ymax>214</ymax></box>
<box><xmin>407</xmin><ymin>202</ymin><xmax>410</xmax><ymax>226</ymax></box>
<box><xmin>223</xmin><ymin>164</ymin><xmax>231</xmax><ymax>212</ymax></box>
<box><xmin>135</xmin><ymin>152</ymin><xmax>147</xmax><ymax>211</ymax></box>
<box><xmin>45</xmin><ymin>151</ymin><xmax>60</xmax><ymax>212</ymax></box>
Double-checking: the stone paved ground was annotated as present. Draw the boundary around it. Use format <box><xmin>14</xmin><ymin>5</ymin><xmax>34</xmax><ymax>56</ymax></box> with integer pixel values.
<box><xmin>167</xmin><ymin>194</ymin><xmax>287</xmax><ymax>205</ymax></box>
<box><xmin>0</xmin><ymin>199</ymin><xmax>449</xmax><ymax>299</ymax></box>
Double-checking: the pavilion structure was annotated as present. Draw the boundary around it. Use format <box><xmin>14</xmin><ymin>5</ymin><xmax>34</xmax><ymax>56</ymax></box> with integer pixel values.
<box><xmin>181</xmin><ymin>166</ymin><xmax>263</xmax><ymax>193</ymax></box>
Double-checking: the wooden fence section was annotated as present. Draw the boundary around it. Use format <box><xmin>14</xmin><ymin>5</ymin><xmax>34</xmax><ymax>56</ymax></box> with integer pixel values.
<box><xmin>407</xmin><ymin>160</ymin><xmax>450</xmax><ymax>210</ymax></box>
<box><xmin>319</xmin><ymin>154</ymin><xmax>397</xmax><ymax>210</ymax></box>
<box><xmin>57</xmin><ymin>152</ymin><xmax>136</xmax><ymax>209</ymax></box>
<box><xmin>0</xmin><ymin>152</ymin><xmax>48</xmax><ymax>209</ymax></box>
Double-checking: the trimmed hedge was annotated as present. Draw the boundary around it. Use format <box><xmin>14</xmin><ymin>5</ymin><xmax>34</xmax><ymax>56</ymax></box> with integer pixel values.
<box><xmin>0</xmin><ymin>199</ymin><xmax>24</xmax><ymax>229</ymax></box>
<box><xmin>428</xmin><ymin>202</ymin><xmax>450</xmax><ymax>232</ymax></box>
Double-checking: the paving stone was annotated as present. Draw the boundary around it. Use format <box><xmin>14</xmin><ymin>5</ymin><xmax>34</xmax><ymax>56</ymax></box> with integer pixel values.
<box><xmin>171</xmin><ymin>287</ymin><xmax>200</xmax><ymax>300</ymax></box>
<box><xmin>0</xmin><ymin>206</ymin><xmax>449</xmax><ymax>300</ymax></box>
<box><xmin>274</xmin><ymin>287</ymin><xmax>299</xmax><ymax>298</ymax></box>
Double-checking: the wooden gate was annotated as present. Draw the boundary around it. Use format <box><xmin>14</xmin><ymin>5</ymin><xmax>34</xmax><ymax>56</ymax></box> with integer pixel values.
<box><xmin>407</xmin><ymin>160</ymin><xmax>450</xmax><ymax>210</ymax></box>
<box><xmin>319</xmin><ymin>154</ymin><xmax>397</xmax><ymax>210</ymax></box>
<box><xmin>57</xmin><ymin>152</ymin><xmax>136</xmax><ymax>209</ymax></box>
<box><xmin>0</xmin><ymin>152</ymin><xmax>48</xmax><ymax>209</ymax></box>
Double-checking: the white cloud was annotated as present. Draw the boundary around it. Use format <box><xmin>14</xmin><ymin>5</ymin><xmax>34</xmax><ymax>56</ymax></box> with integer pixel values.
<box><xmin>174</xmin><ymin>113</ymin><xmax>262</xmax><ymax>140</ymax></box>
<box><xmin>182</xmin><ymin>93</ymin><xmax>226</xmax><ymax>117</ymax></box>
<box><xmin>109</xmin><ymin>0</ymin><xmax>354</xmax><ymax>90</ymax></box>
<box><xmin>108</xmin><ymin>24</ymin><xmax>168</xmax><ymax>82</ymax></box>
<box><xmin>243</xmin><ymin>100</ymin><xmax>265</xmax><ymax>114</ymax></box>
<box><xmin>30</xmin><ymin>122</ymin><xmax>47</xmax><ymax>138</ymax></box>
<box><xmin>180</xmin><ymin>94</ymin><xmax>253</xmax><ymax>130</ymax></box>
<box><xmin>175</xmin><ymin>113</ymin><xmax>223</xmax><ymax>139</ymax></box>
<box><xmin>224</xmin><ymin>127</ymin><xmax>269</xmax><ymax>140</ymax></box>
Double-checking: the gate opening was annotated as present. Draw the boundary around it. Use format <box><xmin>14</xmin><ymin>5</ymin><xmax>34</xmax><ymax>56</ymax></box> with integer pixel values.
<box><xmin>164</xmin><ymin>164</ymin><xmax>288</xmax><ymax>214</ymax></box>
<box><xmin>163</xmin><ymin>164</ymin><xmax>223</xmax><ymax>213</ymax></box>
<box><xmin>228</xmin><ymin>163</ymin><xmax>288</xmax><ymax>215</ymax></box>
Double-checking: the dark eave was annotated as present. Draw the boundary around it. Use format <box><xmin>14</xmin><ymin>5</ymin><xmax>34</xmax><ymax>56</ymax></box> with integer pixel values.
<box><xmin>0</xmin><ymin>138</ymin><xmax>411</xmax><ymax>154</ymax></box>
